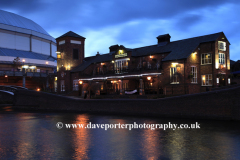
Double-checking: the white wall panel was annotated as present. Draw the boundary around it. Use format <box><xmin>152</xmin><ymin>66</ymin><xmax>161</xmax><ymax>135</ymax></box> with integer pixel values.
<box><xmin>51</xmin><ymin>43</ymin><xmax>57</xmax><ymax>57</ymax></box>
<box><xmin>15</xmin><ymin>34</ymin><xmax>30</xmax><ymax>51</ymax></box>
<box><xmin>0</xmin><ymin>31</ymin><xmax>15</xmax><ymax>49</ymax></box>
<box><xmin>31</xmin><ymin>37</ymin><xmax>42</xmax><ymax>54</ymax></box>
<box><xmin>41</xmin><ymin>40</ymin><xmax>50</xmax><ymax>55</ymax></box>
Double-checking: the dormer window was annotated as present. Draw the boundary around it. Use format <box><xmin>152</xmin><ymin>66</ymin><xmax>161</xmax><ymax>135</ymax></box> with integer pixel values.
<box><xmin>218</xmin><ymin>41</ymin><xmax>226</xmax><ymax>51</ymax></box>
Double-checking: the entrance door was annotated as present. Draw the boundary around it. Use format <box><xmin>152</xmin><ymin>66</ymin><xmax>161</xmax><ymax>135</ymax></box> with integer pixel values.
<box><xmin>219</xmin><ymin>78</ymin><xmax>226</xmax><ymax>86</ymax></box>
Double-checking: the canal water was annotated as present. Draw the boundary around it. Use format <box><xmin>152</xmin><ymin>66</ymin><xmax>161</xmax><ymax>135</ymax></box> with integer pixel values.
<box><xmin>0</xmin><ymin>106</ymin><xmax>240</xmax><ymax>160</ymax></box>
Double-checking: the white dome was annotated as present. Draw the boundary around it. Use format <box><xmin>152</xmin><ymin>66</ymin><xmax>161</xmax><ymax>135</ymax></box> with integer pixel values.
<box><xmin>0</xmin><ymin>9</ymin><xmax>49</xmax><ymax>36</ymax></box>
<box><xmin>0</xmin><ymin>10</ymin><xmax>55</xmax><ymax>42</ymax></box>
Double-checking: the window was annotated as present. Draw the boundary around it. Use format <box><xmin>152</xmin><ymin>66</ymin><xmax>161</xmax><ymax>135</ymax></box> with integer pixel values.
<box><xmin>73</xmin><ymin>49</ymin><xmax>79</xmax><ymax>59</ymax></box>
<box><xmin>218</xmin><ymin>41</ymin><xmax>226</xmax><ymax>51</ymax></box>
<box><xmin>123</xmin><ymin>83</ymin><xmax>128</xmax><ymax>90</ymax></box>
<box><xmin>201</xmin><ymin>74</ymin><xmax>212</xmax><ymax>86</ymax></box>
<box><xmin>219</xmin><ymin>53</ymin><xmax>225</xmax><ymax>64</ymax></box>
<box><xmin>147</xmin><ymin>62</ymin><xmax>151</xmax><ymax>69</ymax></box>
<box><xmin>191</xmin><ymin>66</ymin><xmax>197</xmax><ymax>83</ymax></box>
<box><xmin>59</xmin><ymin>40</ymin><xmax>65</xmax><ymax>45</ymax></box>
<box><xmin>60</xmin><ymin>80</ymin><xmax>65</xmax><ymax>91</ymax></box>
<box><xmin>115</xmin><ymin>59</ymin><xmax>129</xmax><ymax>74</ymax></box>
<box><xmin>201</xmin><ymin>53</ymin><xmax>212</xmax><ymax>65</ymax></box>
<box><xmin>170</xmin><ymin>67</ymin><xmax>179</xmax><ymax>84</ymax></box>
<box><xmin>228</xmin><ymin>78</ymin><xmax>230</xmax><ymax>84</ymax></box>
<box><xmin>73</xmin><ymin>80</ymin><xmax>79</xmax><ymax>91</ymax></box>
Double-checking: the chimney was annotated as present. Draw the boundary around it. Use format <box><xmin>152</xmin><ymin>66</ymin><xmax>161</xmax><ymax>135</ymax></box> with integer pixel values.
<box><xmin>96</xmin><ymin>51</ymin><xmax>100</xmax><ymax>56</ymax></box>
<box><xmin>109</xmin><ymin>44</ymin><xmax>119</xmax><ymax>52</ymax></box>
<box><xmin>157</xmin><ymin>34</ymin><xmax>171</xmax><ymax>44</ymax></box>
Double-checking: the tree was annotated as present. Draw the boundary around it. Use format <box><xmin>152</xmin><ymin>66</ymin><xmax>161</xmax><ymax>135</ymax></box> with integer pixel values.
<box><xmin>13</xmin><ymin>57</ymin><xmax>21</xmax><ymax>71</ymax></box>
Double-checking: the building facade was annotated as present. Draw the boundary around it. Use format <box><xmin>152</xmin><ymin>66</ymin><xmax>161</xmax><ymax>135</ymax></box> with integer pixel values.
<box><xmin>56</xmin><ymin>31</ymin><xmax>231</xmax><ymax>96</ymax></box>
<box><xmin>0</xmin><ymin>10</ymin><xmax>57</xmax><ymax>90</ymax></box>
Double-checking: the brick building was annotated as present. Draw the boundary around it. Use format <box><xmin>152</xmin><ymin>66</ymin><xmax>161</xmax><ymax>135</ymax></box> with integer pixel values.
<box><xmin>56</xmin><ymin>31</ymin><xmax>231</xmax><ymax>96</ymax></box>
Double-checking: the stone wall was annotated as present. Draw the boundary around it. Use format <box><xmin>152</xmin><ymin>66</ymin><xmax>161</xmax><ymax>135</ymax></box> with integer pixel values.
<box><xmin>13</xmin><ymin>86</ymin><xmax>240</xmax><ymax>120</ymax></box>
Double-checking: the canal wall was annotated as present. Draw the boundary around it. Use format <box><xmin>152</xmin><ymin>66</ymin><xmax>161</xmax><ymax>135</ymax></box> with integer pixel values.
<box><xmin>13</xmin><ymin>86</ymin><xmax>240</xmax><ymax>120</ymax></box>
<box><xmin>0</xmin><ymin>90</ymin><xmax>14</xmax><ymax>103</ymax></box>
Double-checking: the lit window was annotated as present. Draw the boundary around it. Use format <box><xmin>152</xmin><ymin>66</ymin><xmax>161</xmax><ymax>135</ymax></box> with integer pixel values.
<box><xmin>219</xmin><ymin>53</ymin><xmax>225</xmax><ymax>65</ymax></box>
<box><xmin>228</xmin><ymin>78</ymin><xmax>230</xmax><ymax>84</ymax></box>
<box><xmin>218</xmin><ymin>41</ymin><xmax>226</xmax><ymax>51</ymax></box>
<box><xmin>115</xmin><ymin>59</ymin><xmax>129</xmax><ymax>74</ymax></box>
<box><xmin>191</xmin><ymin>66</ymin><xmax>197</xmax><ymax>83</ymax></box>
<box><xmin>201</xmin><ymin>74</ymin><xmax>212</xmax><ymax>86</ymax></box>
<box><xmin>216</xmin><ymin>78</ymin><xmax>219</xmax><ymax>84</ymax></box>
<box><xmin>201</xmin><ymin>53</ymin><xmax>212</xmax><ymax>65</ymax></box>
<box><xmin>170</xmin><ymin>67</ymin><xmax>179</xmax><ymax>84</ymax></box>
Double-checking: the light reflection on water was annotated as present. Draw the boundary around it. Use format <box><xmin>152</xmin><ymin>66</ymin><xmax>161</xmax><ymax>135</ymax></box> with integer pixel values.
<box><xmin>0</xmin><ymin>107</ymin><xmax>240</xmax><ymax>160</ymax></box>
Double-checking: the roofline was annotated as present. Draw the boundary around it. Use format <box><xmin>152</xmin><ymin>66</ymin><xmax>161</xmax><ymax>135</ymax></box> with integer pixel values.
<box><xmin>0</xmin><ymin>9</ymin><xmax>52</xmax><ymax>37</ymax></box>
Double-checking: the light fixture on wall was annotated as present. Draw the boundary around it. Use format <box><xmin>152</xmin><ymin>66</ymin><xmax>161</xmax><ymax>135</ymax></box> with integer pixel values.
<box><xmin>150</xmin><ymin>55</ymin><xmax>153</xmax><ymax>58</ymax></box>
<box><xmin>79</xmin><ymin>81</ymin><xmax>83</xmax><ymax>84</ymax></box>
<box><xmin>147</xmin><ymin>77</ymin><xmax>151</xmax><ymax>80</ymax></box>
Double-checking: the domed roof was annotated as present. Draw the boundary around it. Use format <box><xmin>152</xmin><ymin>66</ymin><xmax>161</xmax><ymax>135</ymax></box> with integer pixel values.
<box><xmin>0</xmin><ymin>9</ymin><xmax>50</xmax><ymax>36</ymax></box>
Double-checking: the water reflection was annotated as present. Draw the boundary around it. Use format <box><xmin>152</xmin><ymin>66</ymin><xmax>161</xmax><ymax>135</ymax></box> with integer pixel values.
<box><xmin>0</xmin><ymin>110</ymin><xmax>239</xmax><ymax>160</ymax></box>
<box><xmin>72</xmin><ymin>114</ymin><xmax>90</xmax><ymax>160</ymax></box>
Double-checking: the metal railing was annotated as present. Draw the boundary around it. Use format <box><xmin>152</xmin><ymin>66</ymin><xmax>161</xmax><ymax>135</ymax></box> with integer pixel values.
<box><xmin>0</xmin><ymin>71</ymin><xmax>48</xmax><ymax>77</ymax></box>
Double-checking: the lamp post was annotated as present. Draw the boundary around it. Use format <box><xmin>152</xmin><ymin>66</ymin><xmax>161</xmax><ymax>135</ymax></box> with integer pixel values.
<box><xmin>79</xmin><ymin>80</ymin><xmax>83</xmax><ymax>96</ymax></box>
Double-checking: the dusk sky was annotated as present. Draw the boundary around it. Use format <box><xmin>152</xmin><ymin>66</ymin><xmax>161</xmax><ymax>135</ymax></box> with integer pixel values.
<box><xmin>1</xmin><ymin>0</ymin><xmax>240</xmax><ymax>61</ymax></box>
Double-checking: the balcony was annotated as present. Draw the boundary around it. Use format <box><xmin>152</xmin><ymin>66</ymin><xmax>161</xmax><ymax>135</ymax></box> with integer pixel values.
<box><xmin>0</xmin><ymin>71</ymin><xmax>50</xmax><ymax>77</ymax></box>
<box><xmin>79</xmin><ymin>67</ymin><xmax>162</xmax><ymax>78</ymax></box>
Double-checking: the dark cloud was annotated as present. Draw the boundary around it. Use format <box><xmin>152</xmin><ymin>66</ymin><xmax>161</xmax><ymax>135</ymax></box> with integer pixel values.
<box><xmin>2</xmin><ymin>0</ymin><xmax>237</xmax><ymax>32</ymax></box>
<box><xmin>175</xmin><ymin>14</ymin><xmax>202</xmax><ymax>31</ymax></box>
<box><xmin>0</xmin><ymin>0</ymin><xmax>46</xmax><ymax>13</ymax></box>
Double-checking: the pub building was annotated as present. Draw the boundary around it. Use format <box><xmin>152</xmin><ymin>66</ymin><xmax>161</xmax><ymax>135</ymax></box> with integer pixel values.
<box><xmin>56</xmin><ymin>31</ymin><xmax>231</xmax><ymax>97</ymax></box>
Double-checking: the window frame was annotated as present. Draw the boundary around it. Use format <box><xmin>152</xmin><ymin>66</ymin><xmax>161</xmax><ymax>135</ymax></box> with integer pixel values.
<box><xmin>201</xmin><ymin>53</ymin><xmax>212</xmax><ymax>65</ymax></box>
<box><xmin>191</xmin><ymin>66</ymin><xmax>197</xmax><ymax>83</ymax></box>
<box><xmin>114</xmin><ymin>59</ymin><xmax>129</xmax><ymax>74</ymax></box>
<box><xmin>73</xmin><ymin>48</ymin><xmax>79</xmax><ymax>60</ymax></box>
<box><xmin>170</xmin><ymin>67</ymin><xmax>179</xmax><ymax>84</ymax></box>
<box><xmin>219</xmin><ymin>53</ymin><xmax>225</xmax><ymax>65</ymax></box>
<box><xmin>218</xmin><ymin>41</ymin><xmax>226</xmax><ymax>51</ymax></box>
<box><xmin>201</xmin><ymin>74</ymin><xmax>212</xmax><ymax>86</ymax></box>
<box><xmin>73</xmin><ymin>79</ymin><xmax>79</xmax><ymax>91</ymax></box>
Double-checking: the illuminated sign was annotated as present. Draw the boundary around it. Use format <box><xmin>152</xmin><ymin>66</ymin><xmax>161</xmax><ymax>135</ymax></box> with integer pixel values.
<box><xmin>115</xmin><ymin>53</ymin><xmax>127</xmax><ymax>58</ymax></box>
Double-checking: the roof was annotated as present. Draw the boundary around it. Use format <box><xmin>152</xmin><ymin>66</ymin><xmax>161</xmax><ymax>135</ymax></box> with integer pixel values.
<box><xmin>231</xmin><ymin>70</ymin><xmax>240</xmax><ymax>74</ymax></box>
<box><xmin>56</xmin><ymin>31</ymin><xmax>86</xmax><ymax>39</ymax></box>
<box><xmin>71</xmin><ymin>53</ymin><xmax>112</xmax><ymax>72</ymax></box>
<box><xmin>0</xmin><ymin>10</ymin><xmax>50</xmax><ymax>36</ymax></box>
<box><xmin>0</xmin><ymin>47</ymin><xmax>57</xmax><ymax>62</ymax></box>
<box><xmin>131</xmin><ymin>32</ymin><xmax>223</xmax><ymax>61</ymax></box>
<box><xmin>72</xmin><ymin>32</ymin><xmax>224</xmax><ymax>72</ymax></box>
